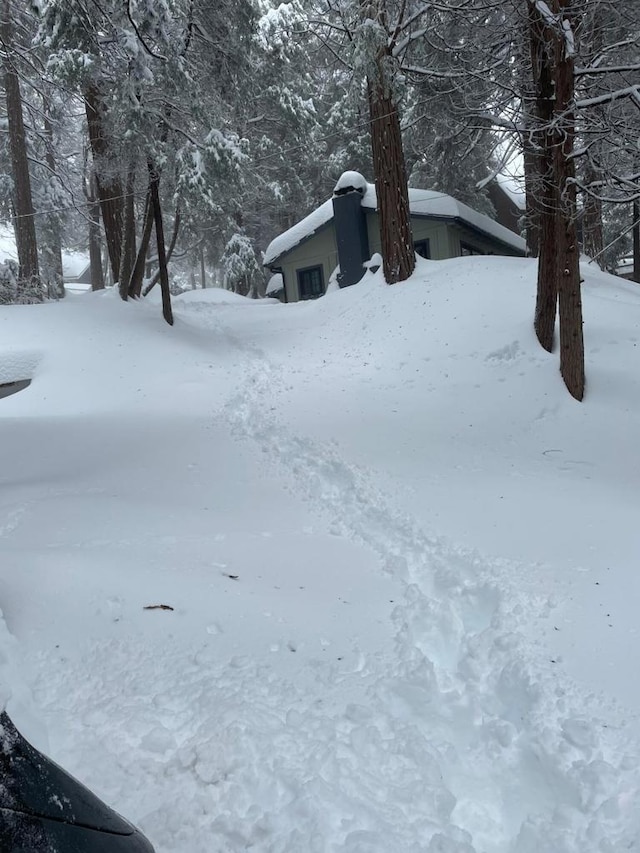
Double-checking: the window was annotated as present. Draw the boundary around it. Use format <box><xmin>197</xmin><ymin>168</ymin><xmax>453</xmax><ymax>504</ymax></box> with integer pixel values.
<box><xmin>297</xmin><ymin>265</ymin><xmax>325</xmax><ymax>300</ymax></box>
<box><xmin>414</xmin><ymin>239</ymin><xmax>431</xmax><ymax>259</ymax></box>
<box><xmin>460</xmin><ymin>242</ymin><xmax>484</xmax><ymax>256</ymax></box>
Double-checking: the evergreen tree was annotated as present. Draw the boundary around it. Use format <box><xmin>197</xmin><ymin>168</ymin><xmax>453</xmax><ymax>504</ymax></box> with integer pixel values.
<box><xmin>1</xmin><ymin>0</ymin><xmax>40</xmax><ymax>293</ymax></box>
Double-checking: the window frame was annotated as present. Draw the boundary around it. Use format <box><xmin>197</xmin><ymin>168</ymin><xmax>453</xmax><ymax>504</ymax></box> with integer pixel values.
<box><xmin>460</xmin><ymin>241</ymin><xmax>485</xmax><ymax>257</ymax></box>
<box><xmin>297</xmin><ymin>264</ymin><xmax>325</xmax><ymax>300</ymax></box>
<box><xmin>413</xmin><ymin>238</ymin><xmax>431</xmax><ymax>259</ymax></box>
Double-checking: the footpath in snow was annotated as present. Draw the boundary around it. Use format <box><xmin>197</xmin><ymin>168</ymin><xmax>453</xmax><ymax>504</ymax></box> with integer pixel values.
<box><xmin>1</xmin><ymin>256</ymin><xmax>639</xmax><ymax>852</ymax></box>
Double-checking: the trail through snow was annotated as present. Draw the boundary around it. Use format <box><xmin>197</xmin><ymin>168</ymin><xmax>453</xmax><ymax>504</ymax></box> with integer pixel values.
<box><xmin>1</xmin><ymin>261</ymin><xmax>639</xmax><ymax>852</ymax></box>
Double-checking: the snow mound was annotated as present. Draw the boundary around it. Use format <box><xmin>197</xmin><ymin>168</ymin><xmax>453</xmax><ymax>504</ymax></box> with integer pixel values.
<box><xmin>334</xmin><ymin>170</ymin><xmax>368</xmax><ymax>195</ymax></box>
<box><xmin>174</xmin><ymin>288</ymin><xmax>252</xmax><ymax>305</ymax></box>
<box><xmin>0</xmin><ymin>348</ymin><xmax>42</xmax><ymax>383</ymax></box>
<box><xmin>1</xmin><ymin>255</ymin><xmax>639</xmax><ymax>851</ymax></box>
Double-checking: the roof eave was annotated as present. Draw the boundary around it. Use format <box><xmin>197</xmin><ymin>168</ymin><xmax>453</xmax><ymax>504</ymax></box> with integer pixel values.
<box><xmin>263</xmin><ymin>218</ymin><xmax>335</xmax><ymax>269</ymax></box>
<box><xmin>407</xmin><ymin>211</ymin><xmax>525</xmax><ymax>255</ymax></box>
<box><xmin>448</xmin><ymin>216</ymin><xmax>526</xmax><ymax>255</ymax></box>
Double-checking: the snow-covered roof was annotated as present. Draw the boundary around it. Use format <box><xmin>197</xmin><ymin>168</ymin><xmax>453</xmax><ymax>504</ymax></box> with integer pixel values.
<box><xmin>0</xmin><ymin>224</ymin><xmax>90</xmax><ymax>281</ymax></box>
<box><xmin>264</xmin><ymin>199</ymin><xmax>334</xmax><ymax>266</ymax></box>
<box><xmin>264</xmin><ymin>180</ymin><xmax>526</xmax><ymax>266</ymax></box>
<box><xmin>61</xmin><ymin>251</ymin><xmax>90</xmax><ymax>280</ymax></box>
<box><xmin>396</xmin><ymin>186</ymin><xmax>526</xmax><ymax>253</ymax></box>
<box><xmin>495</xmin><ymin>173</ymin><xmax>527</xmax><ymax>212</ymax></box>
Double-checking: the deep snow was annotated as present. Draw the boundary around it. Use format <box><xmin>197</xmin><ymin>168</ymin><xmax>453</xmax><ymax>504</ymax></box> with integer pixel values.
<box><xmin>1</xmin><ymin>256</ymin><xmax>639</xmax><ymax>852</ymax></box>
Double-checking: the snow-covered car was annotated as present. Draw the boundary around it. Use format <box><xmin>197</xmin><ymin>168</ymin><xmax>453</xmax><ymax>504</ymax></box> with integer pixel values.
<box><xmin>0</xmin><ymin>712</ymin><xmax>154</xmax><ymax>852</ymax></box>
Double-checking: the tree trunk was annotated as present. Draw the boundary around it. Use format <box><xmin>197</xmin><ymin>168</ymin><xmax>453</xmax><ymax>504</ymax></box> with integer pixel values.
<box><xmin>361</xmin><ymin>0</ymin><xmax>414</xmax><ymax>285</ymax></box>
<box><xmin>119</xmin><ymin>159</ymin><xmax>137</xmax><ymax>300</ymax></box>
<box><xmin>368</xmin><ymin>75</ymin><xmax>415</xmax><ymax>284</ymax></box>
<box><xmin>200</xmin><ymin>242</ymin><xmax>206</xmax><ymax>288</ymax></box>
<box><xmin>1</xmin><ymin>0</ymin><xmax>40</xmax><ymax>289</ymax></box>
<box><xmin>43</xmin><ymin>107</ymin><xmax>65</xmax><ymax>298</ymax></box>
<box><xmin>87</xmin><ymin>171</ymin><xmax>105</xmax><ymax>291</ymax></box>
<box><xmin>554</xmin><ymin>0</ymin><xmax>584</xmax><ymax>401</ymax></box>
<box><xmin>633</xmin><ymin>199</ymin><xmax>640</xmax><ymax>284</ymax></box>
<box><xmin>142</xmin><ymin>205</ymin><xmax>181</xmax><ymax>297</ymax></box>
<box><xmin>128</xmin><ymin>190</ymin><xmax>154</xmax><ymax>298</ymax></box>
<box><xmin>529</xmin><ymin>0</ymin><xmax>557</xmax><ymax>352</ymax></box>
<box><xmin>85</xmin><ymin>82</ymin><xmax>124</xmax><ymax>284</ymax></box>
<box><xmin>148</xmin><ymin>160</ymin><xmax>173</xmax><ymax>326</ymax></box>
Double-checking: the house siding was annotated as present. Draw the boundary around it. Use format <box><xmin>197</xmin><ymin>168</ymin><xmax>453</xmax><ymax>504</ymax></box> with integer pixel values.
<box><xmin>365</xmin><ymin>212</ymin><xmax>451</xmax><ymax>260</ymax></box>
<box><xmin>270</xmin><ymin>213</ymin><xmax>524</xmax><ymax>302</ymax></box>
<box><xmin>450</xmin><ymin>223</ymin><xmax>523</xmax><ymax>257</ymax></box>
<box><xmin>278</xmin><ymin>225</ymin><xmax>338</xmax><ymax>303</ymax></box>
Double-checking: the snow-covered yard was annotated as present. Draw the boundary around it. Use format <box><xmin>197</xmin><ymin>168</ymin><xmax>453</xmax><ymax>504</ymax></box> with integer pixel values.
<box><xmin>1</xmin><ymin>256</ymin><xmax>639</xmax><ymax>852</ymax></box>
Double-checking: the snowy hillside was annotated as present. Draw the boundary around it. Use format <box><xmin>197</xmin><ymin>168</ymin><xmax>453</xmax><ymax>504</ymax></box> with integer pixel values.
<box><xmin>1</xmin><ymin>256</ymin><xmax>639</xmax><ymax>852</ymax></box>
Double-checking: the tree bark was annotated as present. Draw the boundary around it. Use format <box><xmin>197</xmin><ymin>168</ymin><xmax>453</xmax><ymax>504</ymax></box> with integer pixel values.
<box><xmin>1</xmin><ymin>0</ymin><xmax>40</xmax><ymax>289</ymax></box>
<box><xmin>119</xmin><ymin>159</ymin><xmax>137</xmax><ymax>300</ymax></box>
<box><xmin>362</xmin><ymin>0</ymin><xmax>414</xmax><ymax>285</ymax></box>
<box><xmin>368</xmin><ymin>75</ymin><xmax>415</xmax><ymax>284</ymax></box>
<box><xmin>148</xmin><ymin>160</ymin><xmax>173</xmax><ymax>326</ymax></box>
<box><xmin>554</xmin><ymin>0</ymin><xmax>584</xmax><ymax>401</ymax></box>
<box><xmin>142</xmin><ymin>205</ymin><xmax>181</xmax><ymax>297</ymax></box>
<box><xmin>43</xmin><ymin>107</ymin><xmax>65</xmax><ymax>298</ymax></box>
<box><xmin>87</xmin><ymin>171</ymin><xmax>105</xmax><ymax>291</ymax></box>
<box><xmin>128</xmin><ymin>190</ymin><xmax>154</xmax><ymax>298</ymax></box>
<box><xmin>529</xmin><ymin>0</ymin><xmax>557</xmax><ymax>352</ymax></box>
<box><xmin>633</xmin><ymin>199</ymin><xmax>640</xmax><ymax>284</ymax></box>
<box><xmin>84</xmin><ymin>82</ymin><xmax>124</xmax><ymax>284</ymax></box>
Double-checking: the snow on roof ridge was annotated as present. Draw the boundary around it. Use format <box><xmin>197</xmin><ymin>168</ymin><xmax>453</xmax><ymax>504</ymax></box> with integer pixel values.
<box><xmin>333</xmin><ymin>171</ymin><xmax>368</xmax><ymax>196</ymax></box>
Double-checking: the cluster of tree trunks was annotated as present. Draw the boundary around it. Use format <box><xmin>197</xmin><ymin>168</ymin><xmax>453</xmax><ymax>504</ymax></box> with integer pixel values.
<box><xmin>83</xmin><ymin>82</ymin><xmax>174</xmax><ymax>323</ymax></box>
<box><xmin>527</xmin><ymin>0</ymin><xmax>585</xmax><ymax>401</ymax></box>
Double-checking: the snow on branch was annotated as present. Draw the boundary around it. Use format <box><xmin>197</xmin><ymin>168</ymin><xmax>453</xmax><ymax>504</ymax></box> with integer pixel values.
<box><xmin>576</xmin><ymin>85</ymin><xmax>640</xmax><ymax>111</ymax></box>
<box><xmin>533</xmin><ymin>0</ymin><xmax>557</xmax><ymax>28</ymax></box>
<box><xmin>391</xmin><ymin>27</ymin><xmax>428</xmax><ymax>59</ymax></box>
<box><xmin>575</xmin><ymin>63</ymin><xmax>640</xmax><ymax>77</ymax></box>
<box><xmin>561</xmin><ymin>19</ymin><xmax>575</xmax><ymax>58</ymax></box>
<box><xmin>532</xmin><ymin>1</ymin><xmax>574</xmax><ymax>58</ymax></box>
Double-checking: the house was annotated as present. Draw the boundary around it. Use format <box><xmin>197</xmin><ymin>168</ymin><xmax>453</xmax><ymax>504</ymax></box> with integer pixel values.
<box><xmin>61</xmin><ymin>251</ymin><xmax>92</xmax><ymax>290</ymax></box>
<box><xmin>487</xmin><ymin>174</ymin><xmax>526</xmax><ymax>235</ymax></box>
<box><xmin>263</xmin><ymin>171</ymin><xmax>527</xmax><ymax>303</ymax></box>
<box><xmin>0</xmin><ymin>224</ymin><xmax>92</xmax><ymax>290</ymax></box>
<box><xmin>615</xmin><ymin>257</ymin><xmax>638</xmax><ymax>282</ymax></box>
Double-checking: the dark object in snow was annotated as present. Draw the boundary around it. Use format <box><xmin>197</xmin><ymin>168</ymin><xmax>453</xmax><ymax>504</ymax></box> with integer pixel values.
<box><xmin>0</xmin><ymin>380</ymin><xmax>31</xmax><ymax>400</ymax></box>
<box><xmin>143</xmin><ymin>604</ymin><xmax>174</xmax><ymax>611</ymax></box>
<box><xmin>0</xmin><ymin>711</ymin><xmax>155</xmax><ymax>852</ymax></box>
<box><xmin>332</xmin><ymin>182</ymin><xmax>370</xmax><ymax>289</ymax></box>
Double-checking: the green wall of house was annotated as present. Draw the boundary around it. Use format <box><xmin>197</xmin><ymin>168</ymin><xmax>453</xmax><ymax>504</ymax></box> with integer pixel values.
<box><xmin>279</xmin><ymin>224</ymin><xmax>339</xmax><ymax>303</ymax></box>
<box><xmin>276</xmin><ymin>213</ymin><xmax>522</xmax><ymax>303</ymax></box>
